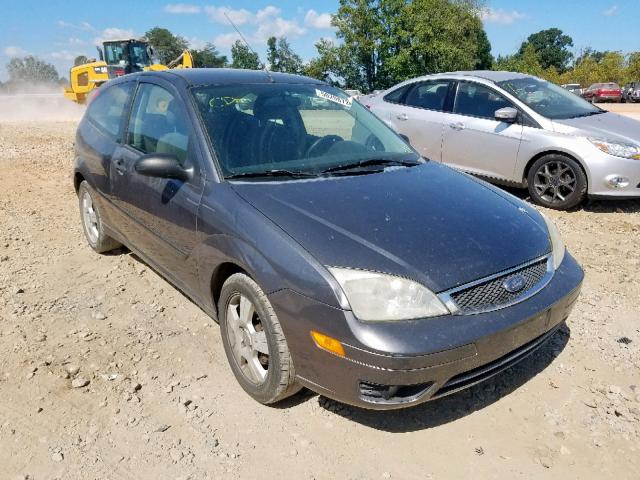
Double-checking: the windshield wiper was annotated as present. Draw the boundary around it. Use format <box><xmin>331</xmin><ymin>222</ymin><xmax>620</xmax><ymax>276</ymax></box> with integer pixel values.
<box><xmin>320</xmin><ymin>158</ymin><xmax>421</xmax><ymax>174</ymax></box>
<box><xmin>226</xmin><ymin>169</ymin><xmax>318</xmax><ymax>180</ymax></box>
<box><xmin>569</xmin><ymin>110</ymin><xmax>606</xmax><ymax>119</ymax></box>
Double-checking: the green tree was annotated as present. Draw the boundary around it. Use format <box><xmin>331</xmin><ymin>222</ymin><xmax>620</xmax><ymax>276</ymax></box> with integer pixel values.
<box><xmin>627</xmin><ymin>52</ymin><xmax>640</xmax><ymax>82</ymax></box>
<box><xmin>329</xmin><ymin>0</ymin><xmax>491</xmax><ymax>92</ymax></box>
<box><xmin>495</xmin><ymin>44</ymin><xmax>544</xmax><ymax>77</ymax></box>
<box><xmin>474</xmin><ymin>28</ymin><xmax>494</xmax><ymax>70</ymax></box>
<box><xmin>266</xmin><ymin>37</ymin><xmax>303</xmax><ymax>74</ymax></box>
<box><xmin>144</xmin><ymin>27</ymin><xmax>189</xmax><ymax>65</ymax></box>
<box><xmin>6</xmin><ymin>55</ymin><xmax>59</xmax><ymax>83</ymax></box>
<box><xmin>332</xmin><ymin>0</ymin><xmax>383</xmax><ymax>91</ymax></box>
<box><xmin>191</xmin><ymin>43</ymin><xmax>227</xmax><ymax>68</ymax></box>
<box><xmin>597</xmin><ymin>51</ymin><xmax>625</xmax><ymax>83</ymax></box>
<box><xmin>566</xmin><ymin>55</ymin><xmax>600</xmax><ymax>87</ymax></box>
<box><xmin>575</xmin><ymin>47</ymin><xmax>608</xmax><ymax>66</ymax></box>
<box><xmin>74</xmin><ymin>55</ymin><xmax>89</xmax><ymax>66</ymax></box>
<box><xmin>304</xmin><ymin>38</ymin><xmax>343</xmax><ymax>82</ymax></box>
<box><xmin>231</xmin><ymin>40</ymin><xmax>261</xmax><ymax>70</ymax></box>
<box><xmin>518</xmin><ymin>28</ymin><xmax>574</xmax><ymax>72</ymax></box>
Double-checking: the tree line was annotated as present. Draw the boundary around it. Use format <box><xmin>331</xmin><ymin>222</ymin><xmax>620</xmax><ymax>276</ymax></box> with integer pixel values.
<box><xmin>3</xmin><ymin>0</ymin><xmax>640</xmax><ymax>93</ymax></box>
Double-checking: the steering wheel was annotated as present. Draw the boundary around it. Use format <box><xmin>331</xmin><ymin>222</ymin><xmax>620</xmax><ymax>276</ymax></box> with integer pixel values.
<box><xmin>306</xmin><ymin>135</ymin><xmax>343</xmax><ymax>158</ymax></box>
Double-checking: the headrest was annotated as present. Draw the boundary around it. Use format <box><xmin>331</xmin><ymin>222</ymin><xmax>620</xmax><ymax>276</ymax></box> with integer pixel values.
<box><xmin>253</xmin><ymin>95</ymin><xmax>301</xmax><ymax>121</ymax></box>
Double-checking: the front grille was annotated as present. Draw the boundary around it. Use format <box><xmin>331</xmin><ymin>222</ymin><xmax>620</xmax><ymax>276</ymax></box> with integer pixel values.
<box><xmin>432</xmin><ymin>324</ymin><xmax>561</xmax><ymax>399</ymax></box>
<box><xmin>449</xmin><ymin>259</ymin><xmax>548</xmax><ymax>313</ymax></box>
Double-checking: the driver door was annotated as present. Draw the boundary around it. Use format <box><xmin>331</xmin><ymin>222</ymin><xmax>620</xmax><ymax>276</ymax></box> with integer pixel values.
<box><xmin>441</xmin><ymin>81</ymin><xmax>523</xmax><ymax>181</ymax></box>
<box><xmin>110</xmin><ymin>80</ymin><xmax>204</xmax><ymax>289</ymax></box>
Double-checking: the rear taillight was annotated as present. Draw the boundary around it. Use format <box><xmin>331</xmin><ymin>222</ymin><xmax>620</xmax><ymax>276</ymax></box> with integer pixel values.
<box><xmin>114</xmin><ymin>68</ymin><xmax>125</xmax><ymax>77</ymax></box>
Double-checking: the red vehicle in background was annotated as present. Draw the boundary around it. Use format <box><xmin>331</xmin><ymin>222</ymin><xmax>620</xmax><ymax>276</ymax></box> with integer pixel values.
<box><xmin>582</xmin><ymin>83</ymin><xmax>622</xmax><ymax>103</ymax></box>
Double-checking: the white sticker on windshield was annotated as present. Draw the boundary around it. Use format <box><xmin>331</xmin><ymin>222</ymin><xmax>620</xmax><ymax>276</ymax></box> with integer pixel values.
<box><xmin>315</xmin><ymin>89</ymin><xmax>353</xmax><ymax>108</ymax></box>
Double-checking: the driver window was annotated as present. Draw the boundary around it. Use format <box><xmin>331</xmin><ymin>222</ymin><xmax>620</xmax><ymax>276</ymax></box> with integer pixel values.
<box><xmin>127</xmin><ymin>84</ymin><xmax>190</xmax><ymax>165</ymax></box>
<box><xmin>454</xmin><ymin>82</ymin><xmax>512</xmax><ymax>120</ymax></box>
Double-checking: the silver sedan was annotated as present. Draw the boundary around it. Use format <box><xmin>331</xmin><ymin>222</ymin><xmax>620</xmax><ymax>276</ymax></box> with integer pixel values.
<box><xmin>365</xmin><ymin>71</ymin><xmax>640</xmax><ymax>209</ymax></box>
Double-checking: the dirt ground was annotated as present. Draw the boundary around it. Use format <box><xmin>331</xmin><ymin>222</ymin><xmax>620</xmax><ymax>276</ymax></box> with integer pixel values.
<box><xmin>0</xmin><ymin>102</ymin><xmax>639</xmax><ymax>480</ymax></box>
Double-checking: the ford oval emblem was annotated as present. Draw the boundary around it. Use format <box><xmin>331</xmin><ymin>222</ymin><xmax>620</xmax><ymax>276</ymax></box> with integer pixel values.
<box><xmin>503</xmin><ymin>274</ymin><xmax>526</xmax><ymax>293</ymax></box>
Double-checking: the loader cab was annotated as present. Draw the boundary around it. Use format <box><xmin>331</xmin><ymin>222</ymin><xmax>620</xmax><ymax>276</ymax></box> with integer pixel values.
<box><xmin>102</xmin><ymin>39</ymin><xmax>153</xmax><ymax>78</ymax></box>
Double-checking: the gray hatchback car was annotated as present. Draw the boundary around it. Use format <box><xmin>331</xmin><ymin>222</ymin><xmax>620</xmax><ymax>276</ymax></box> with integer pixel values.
<box><xmin>366</xmin><ymin>71</ymin><xmax>640</xmax><ymax>210</ymax></box>
<box><xmin>74</xmin><ymin>69</ymin><xmax>583</xmax><ymax>409</ymax></box>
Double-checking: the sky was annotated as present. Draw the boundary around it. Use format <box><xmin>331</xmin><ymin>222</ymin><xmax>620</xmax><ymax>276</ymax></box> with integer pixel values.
<box><xmin>0</xmin><ymin>0</ymin><xmax>639</xmax><ymax>82</ymax></box>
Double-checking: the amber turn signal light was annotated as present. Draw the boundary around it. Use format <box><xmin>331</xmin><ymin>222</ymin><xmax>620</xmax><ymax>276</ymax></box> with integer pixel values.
<box><xmin>310</xmin><ymin>331</ymin><xmax>345</xmax><ymax>357</ymax></box>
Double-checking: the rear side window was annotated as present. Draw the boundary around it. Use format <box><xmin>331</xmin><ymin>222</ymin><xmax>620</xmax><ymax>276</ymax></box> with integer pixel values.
<box><xmin>86</xmin><ymin>82</ymin><xmax>133</xmax><ymax>139</ymax></box>
<box><xmin>127</xmin><ymin>83</ymin><xmax>190</xmax><ymax>165</ymax></box>
<box><xmin>403</xmin><ymin>81</ymin><xmax>451</xmax><ymax>111</ymax></box>
<box><xmin>383</xmin><ymin>84</ymin><xmax>412</xmax><ymax>104</ymax></box>
<box><xmin>454</xmin><ymin>82</ymin><xmax>512</xmax><ymax>120</ymax></box>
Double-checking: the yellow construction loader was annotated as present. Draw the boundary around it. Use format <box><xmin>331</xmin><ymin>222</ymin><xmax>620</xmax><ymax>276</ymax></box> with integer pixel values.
<box><xmin>64</xmin><ymin>39</ymin><xmax>193</xmax><ymax>104</ymax></box>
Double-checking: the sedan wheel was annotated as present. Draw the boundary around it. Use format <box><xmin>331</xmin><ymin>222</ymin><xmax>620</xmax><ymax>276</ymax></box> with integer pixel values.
<box><xmin>527</xmin><ymin>155</ymin><xmax>587</xmax><ymax>210</ymax></box>
<box><xmin>81</xmin><ymin>190</ymin><xmax>99</xmax><ymax>245</ymax></box>
<box><xmin>218</xmin><ymin>273</ymin><xmax>300</xmax><ymax>404</ymax></box>
<box><xmin>225</xmin><ymin>293</ymin><xmax>270</xmax><ymax>385</ymax></box>
<box><xmin>77</xmin><ymin>181</ymin><xmax>122</xmax><ymax>253</ymax></box>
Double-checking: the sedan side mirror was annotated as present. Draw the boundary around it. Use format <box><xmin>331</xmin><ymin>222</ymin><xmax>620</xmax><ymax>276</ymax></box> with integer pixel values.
<box><xmin>494</xmin><ymin>107</ymin><xmax>519</xmax><ymax>123</ymax></box>
<box><xmin>134</xmin><ymin>153</ymin><xmax>192</xmax><ymax>181</ymax></box>
<box><xmin>398</xmin><ymin>134</ymin><xmax>412</xmax><ymax>146</ymax></box>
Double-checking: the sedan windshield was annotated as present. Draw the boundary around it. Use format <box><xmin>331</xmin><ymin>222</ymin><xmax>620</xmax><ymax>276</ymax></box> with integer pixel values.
<box><xmin>190</xmin><ymin>83</ymin><xmax>419</xmax><ymax>179</ymax></box>
<box><xmin>498</xmin><ymin>77</ymin><xmax>602</xmax><ymax>120</ymax></box>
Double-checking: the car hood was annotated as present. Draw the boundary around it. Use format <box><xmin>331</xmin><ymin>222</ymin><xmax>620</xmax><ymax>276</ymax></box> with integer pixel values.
<box><xmin>231</xmin><ymin>163</ymin><xmax>551</xmax><ymax>293</ymax></box>
<box><xmin>552</xmin><ymin>112</ymin><xmax>640</xmax><ymax>145</ymax></box>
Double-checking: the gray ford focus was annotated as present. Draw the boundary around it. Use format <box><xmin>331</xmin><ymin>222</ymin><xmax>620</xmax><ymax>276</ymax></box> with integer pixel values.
<box><xmin>73</xmin><ymin>69</ymin><xmax>583</xmax><ymax>409</ymax></box>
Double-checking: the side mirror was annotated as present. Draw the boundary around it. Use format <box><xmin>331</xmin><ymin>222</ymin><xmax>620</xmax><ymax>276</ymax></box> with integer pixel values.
<box><xmin>495</xmin><ymin>107</ymin><xmax>518</xmax><ymax>123</ymax></box>
<box><xmin>134</xmin><ymin>153</ymin><xmax>192</xmax><ymax>181</ymax></box>
<box><xmin>398</xmin><ymin>134</ymin><xmax>412</xmax><ymax>146</ymax></box>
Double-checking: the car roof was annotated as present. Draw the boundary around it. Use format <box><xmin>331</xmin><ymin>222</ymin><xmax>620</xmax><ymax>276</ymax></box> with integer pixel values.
<box><xmin>134</xmin><ymin>68</ymin><xmax>324</xmax><ymax>87</ymax></box>
<box><xmin>424</xmin><ymin>70</ymin><xmax>536</xmax><ymax>83</ymax></box>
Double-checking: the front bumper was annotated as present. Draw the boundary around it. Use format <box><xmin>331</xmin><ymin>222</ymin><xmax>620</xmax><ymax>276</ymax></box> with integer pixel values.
<box><xmin>269</xmin><ymin>252</ymin><xmax>583</xmax><ymax>410</ymax></box>
<box><xmin>585</xmin><ymin>150</ymin><xmax>640</xmax><ymax>198</ymax></box>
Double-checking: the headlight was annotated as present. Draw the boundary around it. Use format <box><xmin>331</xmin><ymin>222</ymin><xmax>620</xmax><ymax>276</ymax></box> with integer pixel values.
<box><xmin>328</xmin><ymin>268</ymin><xmax>449</xmax><ymax>321</ymax></box>
<box><xmin>540</xmin><ymin>213</ymin><xmax>565</xmax><ymax>270</ymax></box>
<box><xmin>587</xmin><ymin>137</ymin><xmax>640</xmax><ymax>160</ymax></box>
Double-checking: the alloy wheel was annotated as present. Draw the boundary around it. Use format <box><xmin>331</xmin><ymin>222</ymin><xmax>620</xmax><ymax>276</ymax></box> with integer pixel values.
<box><xmin>533</xmin><ymin>161</ymin><xmax>577</xmax><ymax>205</ymax></box>
<box><xmin>225</xmin><ymin>293</ymin><xmax>270</xmax><ymax>385</ymax></box>
<box><xmin>81</xmin><ymin>191</ymin><xmax>99</xmax><ymax>244</ymax></box>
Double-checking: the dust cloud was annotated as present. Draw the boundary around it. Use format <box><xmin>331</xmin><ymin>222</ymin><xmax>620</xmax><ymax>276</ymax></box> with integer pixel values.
<box><xmin>0</xmin><ymin>84</ymin><xmax>85</xmax><ymax>122</ymax></box>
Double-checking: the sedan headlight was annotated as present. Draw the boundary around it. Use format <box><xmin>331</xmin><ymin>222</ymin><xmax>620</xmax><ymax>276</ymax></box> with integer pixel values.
<box><xmin>587</xmin><ymin>137</ymin><xmax>640</xmax><ymax>160</ymax></box>
<box><xmin>540</xmin><ymin>213</ymin><xmax>565</xmax><ymax>270</ymax></box>
<box><xmin>328</xmin><ymin>268</ymin><xmax>449</xmax><ymax>321</ymax></box>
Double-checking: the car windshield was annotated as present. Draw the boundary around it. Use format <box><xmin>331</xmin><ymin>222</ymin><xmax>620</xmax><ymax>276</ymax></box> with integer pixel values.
<box><xmin>191</xmin><ymin>83</ymin><xmax>420</xmax><ymax>179</ymax></box>
<box><xmin>497</xmin><ymin>77</ymin><xmax>601</xmax><ymax>120</ymax></box>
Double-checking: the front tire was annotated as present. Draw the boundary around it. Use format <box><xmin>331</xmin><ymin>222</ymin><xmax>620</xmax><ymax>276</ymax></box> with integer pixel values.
<box><xmin>218</xmin><ymin>273</ymin><xmax>300</xmax><ymax>404</ymax></box>
<box><xmin>78</xmin><ymin>181</ymin><xmax>121</xmax><ymax>253</ymax></box>
<box><xmin>527</xmin><ymin>155</ymin><xmax>587</xmax><ymax>210</ymax></box>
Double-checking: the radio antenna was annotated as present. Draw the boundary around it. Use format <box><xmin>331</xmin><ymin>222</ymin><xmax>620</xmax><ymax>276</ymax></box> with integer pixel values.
<box><xmin>223</xmin><ymin>12</ymin><xmax>273</xmax><ymax>81</ymax></box>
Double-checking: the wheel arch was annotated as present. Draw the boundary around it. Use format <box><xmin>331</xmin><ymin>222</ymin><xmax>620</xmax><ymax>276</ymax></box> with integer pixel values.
<box><xmin>73</xmin><ymin>171</ymin><xmax>86</xmax><ymax>193</ymax></box>
<box><xmin>210</xmin><ymin>262</ymin><xmax>249</xmax><ymax>317</ymax></box>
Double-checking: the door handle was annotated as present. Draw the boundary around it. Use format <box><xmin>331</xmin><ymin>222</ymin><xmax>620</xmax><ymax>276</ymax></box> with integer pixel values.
<box><xmin>396</xmin><ymin>113</ymin><xmax>408</xmax><ymax>121</ymax></box>
<box><xmin>113</xmin><ymin>158</ymin><xmax>126</xmax><ymax>175</ymax></box>
<box><xmin>449</xmin><ymin>122</ymin><xmax>465</xmax><ymax>131</ymax></box>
